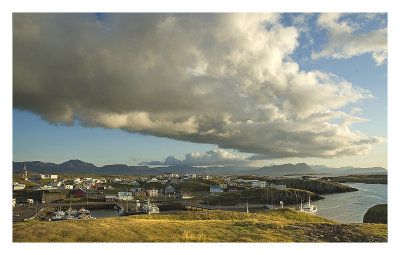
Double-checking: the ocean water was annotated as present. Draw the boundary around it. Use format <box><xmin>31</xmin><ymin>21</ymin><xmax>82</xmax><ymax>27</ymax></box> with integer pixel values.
<box><xmin>306</xmin><ymin>183</ymin><xmax>387</xmax><ymax>223</ymax></box>
<box><xmin>90</xmin><ymin>208</ymin><xmax>120</xmax><ymax>218</ymax></box>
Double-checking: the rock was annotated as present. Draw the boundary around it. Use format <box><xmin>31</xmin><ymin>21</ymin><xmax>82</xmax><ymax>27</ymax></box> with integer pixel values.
<box><xmin>363</xmin><ymin>204</ymin><xmax>387</xmax><ymax>224</ymax></box>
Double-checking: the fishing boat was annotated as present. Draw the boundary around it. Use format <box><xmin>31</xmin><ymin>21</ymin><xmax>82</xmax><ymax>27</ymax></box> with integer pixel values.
<box><xmin>141</xmin><ymin>199</ymin><xmax>159</xmax><ymax>214</ymax></box>
<box><xmin>65</xmin><ymin>203</ymin><xmax>78</xmax><ymax>217</ymax></box>
<box><xmin>297</xmin><ymin>197</ymin><xmax>317</xmax><ymax>214</ymax></box>
<box><xmin>77</xmin><ymin>207</ymin><xmax>92</xmax><ymax>219</ymax></box>
<box><xmin>49</xmin><ymin>207</ymin><xmax>65</xmax><ymax>221</ymax></box>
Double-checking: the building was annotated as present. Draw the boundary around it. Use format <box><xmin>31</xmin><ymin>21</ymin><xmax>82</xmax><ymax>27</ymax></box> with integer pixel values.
<box><xmin>165</xmin><ymin>185</ymin><xmax>175</xmax><ymax>194</ymax></box>
<box><xmin>188</xmin><ymin>174</ymin><xmax>197</xmax><ymax>179</ymax></box>
<box><xmin>146</xmin><ymin>189</ymin><xmax>158</xmax><ymax>197</ymax></box>
<box><xmin>105</xmin><ymin>195</ymin><xmax>117</xmax><ymax>202</ymax></box>
<box><xmin>210</xmin><ymin>185</ymin><xmax>223</xmax><ymax>193</ymax></box>
<box><xmin>41</xmin><ymin>191</ymin><xmax>67</xmax><ymax>203</ymax></box>
<box><xmin>275</xmin><ymin>184</ymin><xmax>286</xmax><ymax>190</ymax></box>
<box><xmin>97</xmin><ymin>186</ymin><xmax>105</xmax><ymax>194</ymax></box>
<box><xmin>180</xmin><ymin>192</ymin><xmax>192</xmax><ymax>199</ymax></box>
<box><xmin>135</xmin><ymin>190</ymin><xmax>147</xmax><ymax>198</ymax></box>
<box><xmin>13</xmin><ymin>182</ymin><xmax>25</xmax><ymax>190</ymax></box>
<box><xmin>251</xmin><ymin>181</ymin><xmax>259</xmax><ymax>188</ymax></box>
<box><xmin>163</xmin><ymin>173</ymin><xmax>179</xmax><ymax>178</ymax></box>
<box><xmin>252</xmin><ymin>181</ymin><xmax>267</xmax><ymax>188</ymax></box>
<box><xmin>219</xmin><ymin>183</ymin><xmax>228</xmax><ymax>189</ymax></box>
<box><xmin>118</xmin><ymin>192</ymin><xmax>133</xmax><ymax>201</ymax></box>
<box><xmin>228</xmin><ymin>182</ymin><xmax>238</xmax><ymax>192</ymax></box>
<box><xmin>259</xmin><ymin>181</ymin><xmax>267</xmax><ymax>188</ymax></box>
<box><xmin>71</xmin><ymin>188</ymin><xmax>85</xmax><ymax>198</ymax></box>
<box><xmin>64</xmin><ymin>184</ymin><xmax>74</xmax><ymax>190</ymax></box>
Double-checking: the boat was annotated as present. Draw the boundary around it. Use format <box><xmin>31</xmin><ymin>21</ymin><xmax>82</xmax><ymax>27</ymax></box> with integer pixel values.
<box><xmin>297</xmin><ymin>197</ymin><xmax>317</xmax><ymax>214</ymax></box>
<box><xmin>77</xmin><ymin>207</ymin><xmax>93</xmax><ymax>219</ymax></box>
<box><xmin>141</xmin><ymin>199</ymin><xmax>159</xmax><ymax>214</ymax></box>
<box><xmin>49</xmin><ymin>207</ymin><xmax>65</xmax><ymax>221</ymax></box>
<box><xmin>65</xmin><ymin>203</ymin><xmax>78</xmax><ymax>217</ymax></box>
<box><xmin>119</xmin><ymin>199</ymin><xmax>159</xmax><ymax>216</ymax></box>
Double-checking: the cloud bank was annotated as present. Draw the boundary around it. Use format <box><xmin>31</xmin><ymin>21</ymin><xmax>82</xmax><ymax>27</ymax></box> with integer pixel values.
<box><xmin>312</xmin><ymin>13</ymin><xmax>387</xmax><ymax>65</ymax></box>
<box><xmin>141</xmin><ymin>149</ymin><xmax>249</xmax><ymax>167</ymax></box>
<box><xmin>13</xmin><ymin>13</ymin><xmax>385</xmax><ymax>159</ymax></box>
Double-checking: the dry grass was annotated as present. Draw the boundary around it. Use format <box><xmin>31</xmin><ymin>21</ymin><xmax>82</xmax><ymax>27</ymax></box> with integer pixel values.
<box><xmin>13</xmin><ymin>209</ymin><xmax>387</xmax><ymax>242</ymax></box>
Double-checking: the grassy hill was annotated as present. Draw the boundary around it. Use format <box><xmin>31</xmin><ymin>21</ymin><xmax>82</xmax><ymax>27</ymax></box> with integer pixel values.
<box><xmin>13</xmin><ymin>209</ymin><xmax>387</xmax><ymax>242</ymax></box>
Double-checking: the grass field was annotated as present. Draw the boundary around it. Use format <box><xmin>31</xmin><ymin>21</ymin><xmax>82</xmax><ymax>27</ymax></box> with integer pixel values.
<box><xmin>13</xmin><ymin>209</ymin><xmax>387</xmax><ymax>242</ymax></box>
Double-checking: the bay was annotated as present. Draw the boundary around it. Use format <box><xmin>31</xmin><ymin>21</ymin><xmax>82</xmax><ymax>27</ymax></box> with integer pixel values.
<box><xmin>308</xmin><ymin>182</ymin><xmax>387</xmax><ymax>223</ymax></box>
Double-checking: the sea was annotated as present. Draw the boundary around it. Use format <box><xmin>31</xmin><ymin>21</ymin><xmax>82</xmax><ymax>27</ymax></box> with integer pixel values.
<box><xmin>304</xmin><ymin>182</ymin><xmax>387</xmax><ymax>223</ymax></box>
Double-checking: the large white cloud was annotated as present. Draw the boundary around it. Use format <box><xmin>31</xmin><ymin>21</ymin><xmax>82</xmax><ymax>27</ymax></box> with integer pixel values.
<box><xmin>13</xmin><ymin>13</ymin><xmax>384</xmax><ymax>159</ymax></box>
<box><xmin>312</xmin><ymin>13</ymin><xmax>387</xmax><ymax>65</ymax></box>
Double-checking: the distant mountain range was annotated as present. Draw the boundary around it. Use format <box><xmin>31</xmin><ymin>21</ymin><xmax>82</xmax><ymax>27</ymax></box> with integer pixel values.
<box><xmin>12</xmin><ymin>159</ymin><xmax>387</xmax><ymax>176</ymax></box>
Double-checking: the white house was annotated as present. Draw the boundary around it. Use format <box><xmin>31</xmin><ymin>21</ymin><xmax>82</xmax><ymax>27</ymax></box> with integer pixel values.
<box><xmin>252</xmin><ymin>181</ymin><xmax>267</xmax><ymax>188</ymax></box>
<box><xmin>188</xmin><ymin>174</ymin><xmax>197</xmax><ymax>179</ymax></box>
<box><xmin>13</xmin><ymin>183</ymin><xmax>25</xmax><ymax>190</ymax></box>
<box><xmin>251</xmin><ymin>181</ymin><xmax>259</xmax><ymax>188</ymax></box>
<box><xmin>64</xmin><ymin>184</ymin><xmax>74</xmax><ymax>190</ymax></box>
<box><xmin>147</xmin><ymin>177</ymin><xmax>158</xmax><ymax>183</ymax></box>
<box><xmin>210</xmin><ymin>185</ymin><xmax>223</xmax><ymax>193</ymax></box>
<box><xmin>219</xmin><ymin>183</ymin><xmax>228</xmax><ymax>189</ymax></box>
<box><xmin>105</xmin><ymin>195</ymin><xmax>117</xmax><ymax>202</ymax></box>
<box><xmin>118</xmin><ymin>192</ymin><xmax>133</xmax><ymax>201</ymax></box>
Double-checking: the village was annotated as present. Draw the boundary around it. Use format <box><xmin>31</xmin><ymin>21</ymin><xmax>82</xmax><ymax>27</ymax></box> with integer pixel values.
<box><xmin>13</xmin><ymin>170</ymin><xmax>288</xmax><ymax>207</ymax></box>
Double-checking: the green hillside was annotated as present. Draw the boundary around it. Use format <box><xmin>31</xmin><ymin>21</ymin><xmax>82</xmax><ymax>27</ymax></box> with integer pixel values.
<box><xmin>13</xmin><ymin>209</ymin><xmax>387</xmax><ymax>242</ymax></box>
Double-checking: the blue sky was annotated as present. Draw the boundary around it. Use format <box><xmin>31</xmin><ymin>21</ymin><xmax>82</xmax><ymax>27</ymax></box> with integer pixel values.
<box><xmin>12</xmin><ymin>13</ymin><xmax>387</xmax><ymax>168</ymax></box>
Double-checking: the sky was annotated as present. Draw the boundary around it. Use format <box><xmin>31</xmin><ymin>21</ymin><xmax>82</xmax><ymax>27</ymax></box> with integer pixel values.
<box><xmin>12</xmin><ymin>13</ymin><xmax>388</xmax><ymax>168</ymax></box>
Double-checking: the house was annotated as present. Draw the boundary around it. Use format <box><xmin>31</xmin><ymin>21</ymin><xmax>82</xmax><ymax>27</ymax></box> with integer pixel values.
<box><xmin>72</xmin><ymin>188</ymin><xmax>85</xmax><ymax>198</ymax></box>
<box><xmin>135</xmin><ymin>190</ymin><xmax>147</xmax><ymax>198</ymax></box>
<box><xmin>228</xmin><ymin>182</ymin><xmax>238</xmax><ymax>192</ymax></box>
<box><xmin>13</xmin><ymin>182</ymin><xmax>25</xmax><ymax>190</ymax></box>
<box><xmin>146</xmin><ymin>189</ymin><xmax>158</xmax><ymax>197</ymax></box>
<box><xmin>163</xmin><ymin>173</ymin><xmax>179</xmax><ymax>178</ymax></box>
<box><xmin>170</xmin><ymin>178</ymin><xmax>178</xmax><ymax>184</ymax></box>
<box><xmin>219</xmin><ymin>183</ymin><xmax>228</xmax><ymax>189</ymax></box>
<box><xmin>165</xmin><ymin>185</ymin><xmax>175</xmax><ymax>194</ymax></box>
<box><xmin>252</xmin><ymin>181</ymin><xmax>266</xmax><ymax>188</ymax></box>
<box><xmin>41</xmin><ymin>191</ymin><xmax>67</xmax><ymax>203</ymax></box>
<box><xmin>64</xmin><ymin>184</ymin><xmax>74</xmax><ymax>190</ymax></box>
<box><xmin>147</xmin><ymin>177</ymin><xmax>158</xmax><ymax>183</ymax></box>
<box><xmin>188</xmin><ymin>174</ymin><xmax>197</xmax><ymax>179</ymax></box>
<box><xmin>131</xmin><ymin>187</ymin><xmax>144</xmax><ymax>193</ymax></box>
<box><xmin>179</xmin><ymin>192</ymin><xmax>192</xmax><ymax>199</ymax></box>
<box><xmin>44</xmin><ymin>174</ymin><xmax>58</xmax><ymax>180</ymax></box>
<box><xmin>258</xmin><ymin>181</ymin><xmax>267</xmax><ymax>188</ymax></box>
<box><xmin>105</xmin><ymin>195</ymin><xmax>117</xmax><ymax>202</ymax></box>
<box><xmin>132</xmin><ymin>181</ymin><xmax>140</xmax><ymax>186</ymax></box>
<box><xmin>118</xmin><ymin>192</ymin><xmax>133</xmax><ymax>201</ymax></box>
<box><xmin>203</xmin><ymin>175</ymin><xmax>211</xmax><ymax>180</ymax></box>
<box><xmin>251</xmin><ymin>181</ymin><xmax>259</xmax><ymax>188</ymax></box>
<box><xmin>210</xmin><ymin>185</ymin><xmax>223</xmax><ymax>193</ymax></box>
<box><xmin>275</xmin><ymin>184</ymin><xmax>286</xmax><ymax>190</ymax></box>
<box><xmin>97</xmin><ymin>186</ymin><xmax>105</xmax><ymax>195</ymax></box>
